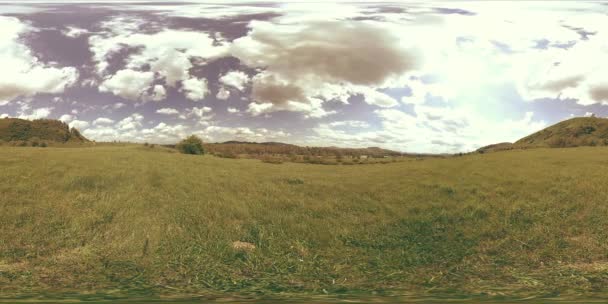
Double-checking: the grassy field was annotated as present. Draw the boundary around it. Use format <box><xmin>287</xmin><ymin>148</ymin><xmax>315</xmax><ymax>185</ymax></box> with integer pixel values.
<box><xmin>2</xmin><ymin>145</ymin><xmax>608</xmax><ymax>300</ymax></box>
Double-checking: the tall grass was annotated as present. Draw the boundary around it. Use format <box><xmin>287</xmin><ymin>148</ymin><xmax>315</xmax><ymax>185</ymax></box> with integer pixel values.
<box><xmin>2</xmin><ymin>145</ymin><xmax>608</xmax><ymax>298</ymax></box>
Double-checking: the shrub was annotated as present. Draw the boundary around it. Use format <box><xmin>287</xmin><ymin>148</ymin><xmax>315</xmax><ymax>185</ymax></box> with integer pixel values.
<box><xmin>261</xmin><ymin>156</ymin><xmax>283</xmax><ymax>164</ymax></box>
<box><xmin>284</xmin><ymin>178</ymin><xmax>304</xmax><ymax>185</ymax></box>
<box><xmin>40</xmin><ymin>142</ymin><xmax>47</xmax><ymax>148</ymax></box>
<box><xmin>176</xmin><ymin>135</ymin><xmax>205</xmax><ymax>155</ymax></box>
<box><xmin>29</xmin><ymin>137</ymin><xmax>42</xmax><ymax>147</ymax></box>
<box><xmin>218</xmin><ymin>151</ymin><xmax>239</xmax><ymax>159</ymax></box>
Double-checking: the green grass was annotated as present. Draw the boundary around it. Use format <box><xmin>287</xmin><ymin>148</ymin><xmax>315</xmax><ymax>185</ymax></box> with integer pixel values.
<box><xmin>2</xmin><ymin>145</ymin><xmax>608</xmax><ymax>300</ymax></box>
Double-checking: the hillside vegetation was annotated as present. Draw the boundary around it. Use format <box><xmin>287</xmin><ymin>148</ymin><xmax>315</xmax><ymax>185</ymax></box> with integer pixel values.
<box><xmin>2</xmin><ymin>145</ymin><xmax>608</xmax><ymax>300</ymax></box>
<box><xmin>478</xmin><ymin>117</ymin><xmax>608</xmax><ymax>153</ymax></box>
<box><xmin>196</xmin><ymin>141</ymin><xmax>430</xmax><ymax>165</ymax></box>
<box><xmin>203</xmin><ymin>141</ymin><xmax>404</xmax><ymax>159</ymax></box>
<box><xmin>516</xmin><ymin>117</ymin><xmax>608</xmax><ymax>147</ymax></box>
<box><xmin>0</xmin><ymin>118</ymin><xmax>88</xmax><ymax>145</ymax></box>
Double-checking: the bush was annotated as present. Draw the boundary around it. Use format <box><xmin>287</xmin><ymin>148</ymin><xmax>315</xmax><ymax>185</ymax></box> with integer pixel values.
<box><xmin>176</xmin><ymin>135</ymin><xmax>205</xmax><ymax>155</ymax></box>
<box><xmin>261</xmin><ymin>156</ymin><xmax>283</xmax><ymax>164</ymax></box>
<box><xmin>284</xmin><ymin>178</ymin><xmax>304</xmax><ymax>185</ymax></box>
<box><xmin>40</xmin><ymin>142</ymin><xmax>47</xmax><ymax>148</ymax></box>
<box><xmin>216</xmin><ymin>151</ymin><xmax>239</xmax><ymax>159</ymax></box>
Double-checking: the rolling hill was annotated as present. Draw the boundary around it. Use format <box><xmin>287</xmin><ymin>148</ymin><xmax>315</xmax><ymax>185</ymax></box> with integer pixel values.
<box><xmin>478</xmin><ymin>116</ymin><xmax>608</xmax><ymax>153</ymax></box>
<box><xmin>0</xmin><ymin>118</ymin><xmax>89</xmax><ymax>144</ymax></box>
<box><xmin>204</xmin><ymin>141</ymin><xmax>405</xmax><ymax>158</ymax></box>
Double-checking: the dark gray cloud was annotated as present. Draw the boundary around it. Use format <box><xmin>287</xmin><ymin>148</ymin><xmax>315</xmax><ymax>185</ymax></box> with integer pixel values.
<box><xmin>252</xmin><ymin>77</ymin><xmax>305</xmax><ymax>105</ymax></box>
<box><xmin>590</xmin><ymin>86</ymin><xmax>608</xmax><ymax>103</ymax></box>
<box><xmin>232</xmin><ymin>20</ymin><xmax>417</xmax><ymax>111</ymax></box>
<box><xmin>541</xmin><ymin>76</ymin><xmax>584</xmax><ymax>92</ymax></box>
<box><xmin>168</xmin><ymin>13</ymin><xmax>282</xmax><ymax>41</ymax></box>
<box><xmin>268</xmin><ymin>21</ymin><xmax>415</xmax><ymax>86</ymax></box>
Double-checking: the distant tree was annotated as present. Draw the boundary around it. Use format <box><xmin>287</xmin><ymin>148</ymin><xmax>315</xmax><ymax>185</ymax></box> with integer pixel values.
<box><xmin>336</xmin><ymin>153</ymin><xmax>343</xmax><ymax>162</ymax></box>
<box><xmin>177</xmin><ymin>135</ymin><xmax>205</xmax><ymax>155</ymax></box>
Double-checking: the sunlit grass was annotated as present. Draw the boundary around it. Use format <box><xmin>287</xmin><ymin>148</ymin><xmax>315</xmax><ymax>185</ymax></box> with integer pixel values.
<box><xmin>2</xmin><ymin>145</ymin><xmax>608</xmax><ymax>298</ymax></box>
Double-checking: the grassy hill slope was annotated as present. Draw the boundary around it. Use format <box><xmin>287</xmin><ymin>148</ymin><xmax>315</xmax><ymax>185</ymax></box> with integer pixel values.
<box><xmin>0</xmin><ymin>118</ymin><xmax>88</xmax><ymax>144</ymax></box>
<box><xmin>2</xmin><ymin>145</ymin><xmax>608</xmax><ymax>300</ymax></box>
<box><xmin>515</xmin><ymin>116</ymin><xmax>608</xmax><ymax>148</ymax></box>
<box><xmin>478</xmin><ymin>117</ymin><xmax>608</xmax><ymax>153</ymax></box>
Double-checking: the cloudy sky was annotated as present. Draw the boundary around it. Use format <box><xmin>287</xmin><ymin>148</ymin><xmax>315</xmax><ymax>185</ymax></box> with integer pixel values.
<box><xmin>0</xmin><ymin>1</ymin><xmax>607</xmax><ymax>153</ymax></box>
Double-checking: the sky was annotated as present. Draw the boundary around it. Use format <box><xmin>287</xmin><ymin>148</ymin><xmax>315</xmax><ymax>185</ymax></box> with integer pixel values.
<box><xmin>0</xmin><ymin>2</ymin><xmax>607</xmax><ymax>153</ymax></box>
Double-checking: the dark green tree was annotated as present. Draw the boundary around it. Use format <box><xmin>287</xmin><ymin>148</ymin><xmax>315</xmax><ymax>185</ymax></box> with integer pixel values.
<box><xmin>177</xmin><ymin>135</ymin><xmax>205</xmax><ymax>155</ymax></box>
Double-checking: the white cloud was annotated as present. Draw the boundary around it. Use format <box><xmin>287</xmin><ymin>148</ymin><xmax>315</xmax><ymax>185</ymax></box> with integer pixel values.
<box><xmin>18</xmin><ymin>107</ymin><xmax>52</xmax><ymax>120</ymax></box>
<box><xmin>62</xmin><ymin>26</ymin><xmax>89</xmax><ymax>38</ymax></box>
<box><xmin>99</xmin><ymin>69</ymin><xmax>155</xmax><ymax>101</ymax></box>
<box><xmin>69</xmin><ymin>120</ymin><xmax>90</xmax><ymax>130</ymax></box>
<box><xmin>329</xmin><ymin>120</ymin><xmax>370</xmax><ymax>128</ymax></box>
<box><xmin>58</xmin><ymin>114</ymin><xmax>75</xmax><ymax>123</ymax></box>
<box><xmin>116</xmin><ymin>113</ymin><xmax>144</xmax><ymax>131</ymax></box>
<box><xmin>113</xmin><ymin>102</ymin><xmax>125</xmax><ymax>109</ymax></box>
<box><xmin>156</xmin><ymin>108</ymin><xmax>179</xmax><ymax>115</ymax></box>
<box><xmin>93</xmin><ymin>117</ymin><xmax>114</xmax><ymax>125</ymax></box>
<box><xmin>89</xmin><ymin>17</ymin><xmax>229</xmax><ymax>101</ymax></box>
<box><xmin>200</xmin><ymin>125</ymin><xmax>289</xmax><ymax>142</ymax></box>
<box><xmin>82</xmin><ymin>126</ymin><xmax>119</xmax><ymax>141</ymax></box>
<box><xmin>216</xmin><ymin>86</ymin><xmax>230</xmax><ymax>100</ymax></box>
<box><xmin>311</xmin><ymin>104</ymin><xmax>546</xmax><ymax>153</ymax></box>
<box><xmin>91</xmin><ymin>19</ymin><xmax>228</xmax><ymax>75</ymax></box>
<box><xmin>379</xmin><ymin>2</ymin><xmax>608</xmax><ymax>107</ymax></box>
<box><xmin>511</xmin><ymin>43</ymin><xmax>608</xmax><ymax>105</ymax></box>
<box><xmin>0</xmin><ymin>17</ymin><xmax>78</xmax><ymax>101</ymax></box>
<box><xmin>361</xmin><ymin>89</ymin><xmax>399</xmax><ymax>108</ymax></box>
<box><xmin>246</xmin><ymin>95</ymin><xmax>335</xmax><ymax>118</ymax></box>
<box><xmin>149</xmin><ymin>85</ymin><xmax>167</xmax><ymax>102</ymax></box>
<box><xmin>219</xmin><ymin>71</ymin><xmax>250</xmax><ymax>91</ymax></box>
<box><xmin>187</xmin><ymin>106</ymin><xmax>212</xmax><ymax>120</ymax></box>
<box><xmin>246</xmin><ymin>102</ymin><xmax>273</xmax><ymax>116</ymax></box>
<box><xmin>85</xmin><ymin>116</ymin><xmax>190</xmax><ymax>144</ymax></box>
<box><xmin>181</xmin><ymin>77</ymin><xmax>209</xmax><ymax>101</ymax></box>
<box><xmin>227</xmin><ymin>107</ymin><xmax>240</xmax><ymax>114</ymax></box>
<box><xmin>141</xmin><ymin>122</ymin><xmax>188</xmax><ymax>140</ymax></box>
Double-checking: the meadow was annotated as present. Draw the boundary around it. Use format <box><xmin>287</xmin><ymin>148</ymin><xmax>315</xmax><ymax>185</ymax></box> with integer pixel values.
<box><xmin>2</xmin><ymin>144</ymin><xmax>608</xmax><ymax>301</ymax></box>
